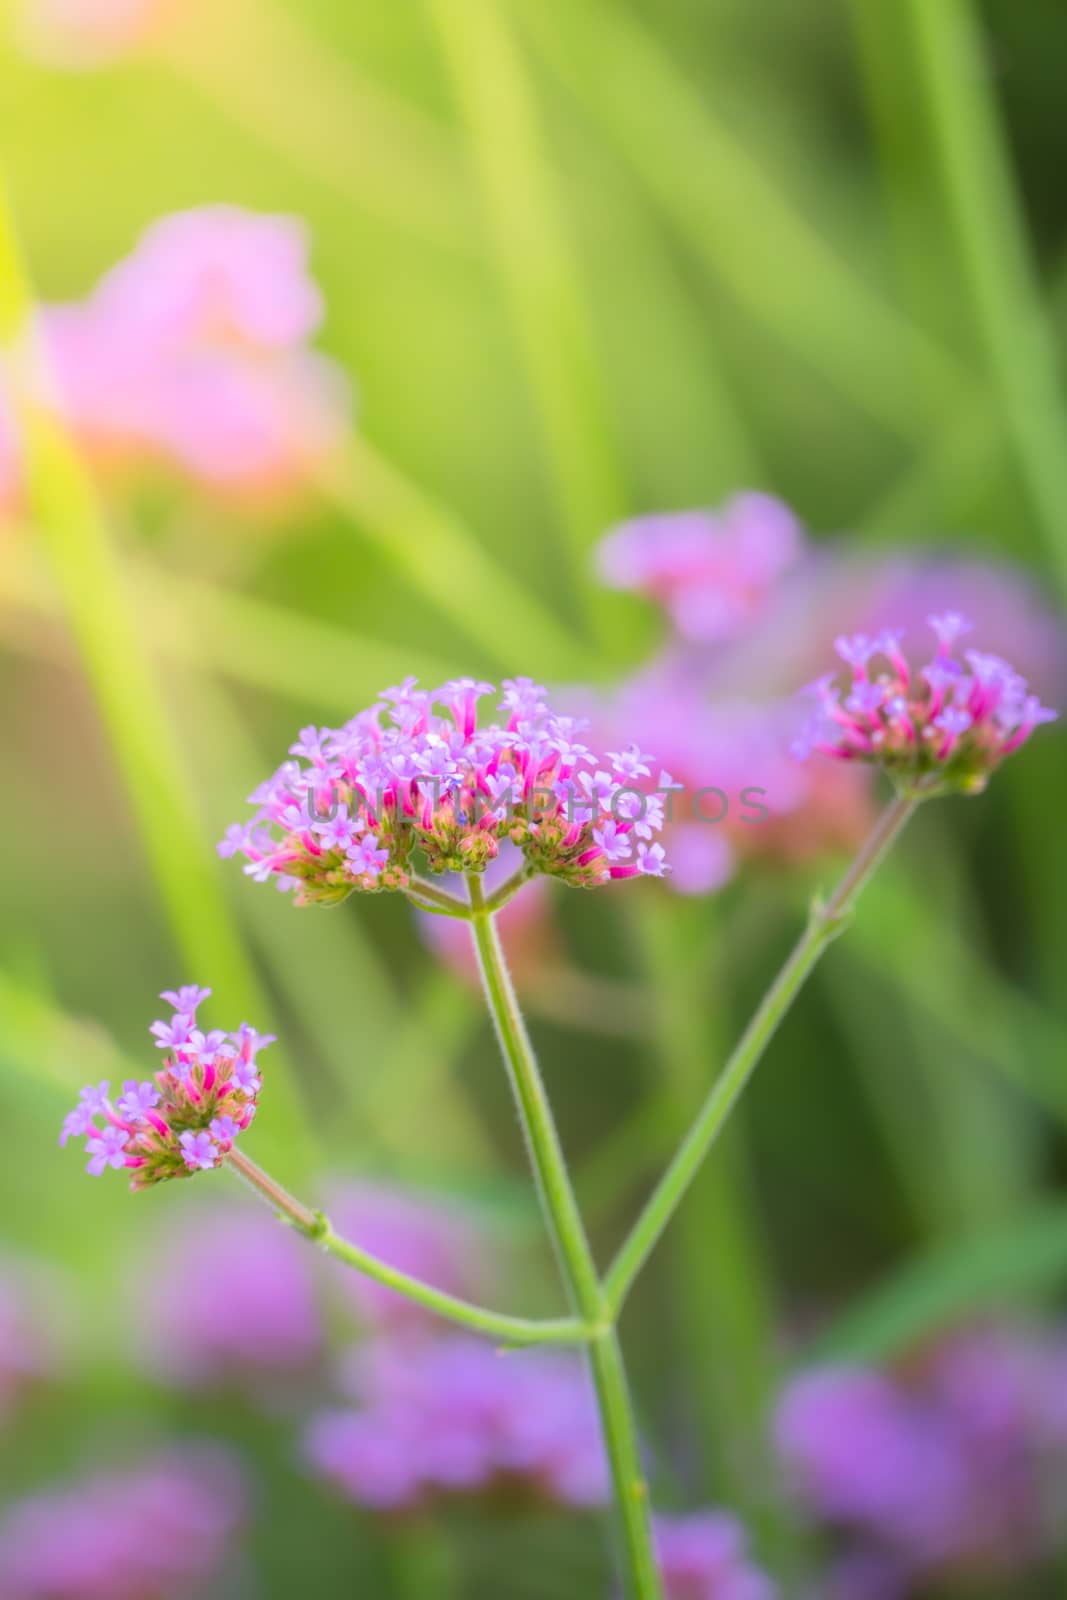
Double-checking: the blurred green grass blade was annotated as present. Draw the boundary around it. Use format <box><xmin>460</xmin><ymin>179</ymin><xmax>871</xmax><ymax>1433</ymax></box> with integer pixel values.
<box><xmin>811</xmin><ymin>1201</ymin><xmax>1067</xmax><ymax>1365</ymax></box>
<box><xmin>901</xmin><ymin>0</ymin><xmax>1067</xmax><ymax>596</ymax></box>
<box><xmin>0</xmin><ymin>540</ymin><xmax>457</xmax><ymax>711</ymax></box>
<box><xmin>824</xmin><ymin>953</ymin><xmax>1037</xmax><ymax>1239</ymax></box>
<box><xmin>326</xmin><ymin>437</ymin><xmax>594</xmax><ymax>678</ymax></box>
<box><xmin>0</xmin><ymin>187</ymin><xmax>314</xmax><ymax>1176</ymax></box>
<box><xmin>519</xmin><ymin>0</ymin><xmax>967</xmax><ymax>438</ymax></box>
<box><xmin>427</xmin><ymin>0</ymin><xmax>625</xmax><ymax>646</ymax></box>
<box><xmin>0</xmin><ymin>965</ymin><xmax>135</xmax><ymax>1095</ymax></box>
<box><xmin>845</xmin><ymin>873</ymin><xmax>1067</xmax><ymax>1124</ymax></box>
<box><xmin>859</xmin><ymin>404</ymin><xmax>1001</xmax><ymax>540</ymax></box>
<box><xmin>161</xmin><ymin>0</ymin><xmax>474</xmax><ymax>252</ymax></box>
<box><xmin>347</xmin><ymin>966</ymin><xmax>494</xmax><ymax>1173</ymax></box>
<box><xmin>629</xmin><ymin>897</ymin><xmax>783</xmax><ymax>1521</ymax></box>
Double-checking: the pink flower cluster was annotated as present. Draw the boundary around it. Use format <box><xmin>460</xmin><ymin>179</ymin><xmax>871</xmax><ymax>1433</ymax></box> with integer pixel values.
<box><xmin>305</xmin><ymin>1335</ymin><xmax>609</xmax><ymax>1511</ymax></box>
<box><xmin>794</xmin><ymin>614</ymin><xmax>1057</xmax><ymax>794</ymax></box>
<box><xmin>654</xmin><ymin>1513</ymin><xmax>776</xmax><ymax>1600</ymax></box>
<box><xmin>598</xmin><ymin>494</ymin><xmax>803</xmax><ymax>645</ymax></box>
<box><xmin>0</xmin><ymin>1445</ymin><xmax>246</xmax><ymax>1599</ymax></box>
<box><xmin>59</xmin><ymin>986</ymin><xmax>272</xmax><ymax>1187</ymax></box>
<box><xmin>776</xmin><ymin>1327</ymin><xmax>1067</xmax><ymax>1586</ymax></box>
<box><xmin>220</xmin><ymin>677</ymin><xmax>670</xmax><ymax>902</ymax></box>
<box><xmin>2</xmin><ymin>207</ymin><xmax>348</xmax><ymax>510</ymax></box>
<box><xmin>583</xmin><ymin>497</ymin><xmax>1066</xmax><ymax>899</ymax></box>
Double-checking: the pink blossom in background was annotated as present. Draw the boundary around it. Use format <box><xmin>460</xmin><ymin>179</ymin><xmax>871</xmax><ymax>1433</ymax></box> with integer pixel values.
<box><xmin>306</xmin><ymin>1334</ymin><xmax>609</xmax><ymax>1511</ymax></box>
<box><xmin>0</xmin><ymin>389</ymin><xmax>23</xmax><ymax>524</ymax></box>
<box><xmin>4</xmin><ymin>206</ymin><xmax>349</xmax><ymax>504</ymax></box>
<box><xmin>417</xmin><ymin>842</ymin><xmax>556</xmax><ymax>987</ymax></box>
<box><xmin>129</xmin><ymin>1201</ymin><xmax>323</xmax><ymax>1390</ymax></box>
<box><xmin>0</xmin><ymin>1259</ymin><xmax>64</xmax><ymax>1426</ymax></box>
<box><xmin>15</xmin><ymin>0</ymin><xmax>170</xmax><ymax>70</ymax></box>
<box><xmin>597</xmin><ymin>494</ymin><xmax>805</xmax><ymax>645</ymax></box>
<box><xmin>775</xmin><ymin>1326</ymin><xmax>1067</xmax><ymax>1589</ymax></box>
<box><xmin>323</xmin><ymin>1180</ymin><xmax>495</xmax><ymax>1333</ymax></box>
<box><xmin>654</xmin><ymin>1513</ymin><xmax>776</xmax><ymax>1600</ymax></box>
<box><xmin>0</xmin><ymin>1444</ymin><xmax>247</xmax><ymax>1598</ymax></box>
<box><xmin>586</xmin><ymin>495</ymin><xmax>1066</xmax><ymax>893</ymax></box>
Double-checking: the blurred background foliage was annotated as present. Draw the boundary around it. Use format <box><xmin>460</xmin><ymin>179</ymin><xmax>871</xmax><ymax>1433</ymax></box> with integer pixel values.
<box><xmin>2</xmin><ymin>0</ymin><xmax>1067</xmax><ymax>1595</ymax></box>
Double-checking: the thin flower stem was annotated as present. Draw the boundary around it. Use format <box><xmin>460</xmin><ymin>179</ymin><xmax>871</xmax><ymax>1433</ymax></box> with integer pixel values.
<box><xmin>481</xmin><ymin>862</ymin><xmax>537</xmax><ymax>914</ymax></box>
<box><xmin>225</xmin><ymin>1147</ymin><xmax>586</xmax><ymax>1348</ymax></box>
<box><xmin>605</xmin><ymin>789</ymin><xmax>920</xmax><ymax>1316</ymax></box>
<box><xmin>402</xmin><ymin>878</ymin><xmax>472</xmax><ymax>919</ymax></box>
<box><xmin>466</xmin><ymin>874</ymin><xmax>663</xmax><ymax>1600</ymax></box>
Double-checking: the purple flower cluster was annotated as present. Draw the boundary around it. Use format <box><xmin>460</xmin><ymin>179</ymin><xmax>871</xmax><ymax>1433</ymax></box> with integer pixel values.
<box><xmin>654</xmin><ymin>1513</ymin><xmax>776</xmax><ymax>1600</ymax></box>
<box><xmin>305</xmin><ymin>1335</ymin><xmax>609</xmax><ymax>1511</ymax></box>
<box><xmin>776</xmin><ymin>1327</ymin><xmax>1067</xmax><ymax>1587</ymax></box>
<box><xmin>794</xmin><ymin>614</ymin><xmax>1057</xmax><ymax>794</ymax></box>
<box><xmin>0</xmin><ymin>1444</ymin><xmax>246</xmax><ymax>1598</ymax></box>
<box><xmin>59</xmin><ymin>986</ymin><xmax>272</xmax><ymax>1187</ymax></box>
<box><xmin>220</xmin><ymin>677</ymin><xmax>670</xmax><ymax>902</ymax></box>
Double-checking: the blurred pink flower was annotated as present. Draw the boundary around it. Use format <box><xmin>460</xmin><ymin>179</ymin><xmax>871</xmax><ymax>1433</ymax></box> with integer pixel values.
<box><xmin>586</xmin><ymin>497</ymin><xmax>1066</xmax><ymax>893</ymax></box>
<box><xmin>598</xmin><ymin>494</ymin><xmax>804</xmax><ymax>645</ymax></box>
<box><xmin>0</xmin><ymin>1444</ymin><xmax>247</xmax><ymax>1598</ymax></box>
<box><xmin>15</xmin><ymin>0</ymin><xmax>170</xmax><ymax>69</ymax></box>
<box><xmin>129</xmin><ymin>1201</ymin><xmax>323</xmax><ymax>1390</ymax></box>
<box><xmin>776</xmin><ymin>1326</ymin><xmax>1067</xmax><ymax>1587</ymax></box>
<box><xmin>306</xmin><ymin>1334</ymin><xmax>608</xmax><ymax>1512</ymax></box>
<box><xmin>654</xmin><ymin>1512</ymin><xmax>776</xmax><ymax>1600</ymax></box>
<box><xmin>323</xmin><ymin>1180</ymin><xmax>495</xmax><ymax>1333</ymax></box>
<box><xmin>4</xmin><ymin>206</ymin><xmax>349</xmax><ymax>505</ymax></box>
<box><xmin>0</xmin><ymin>1259</ymin><xmax>64</xmax><ymax>1425</ymax></box>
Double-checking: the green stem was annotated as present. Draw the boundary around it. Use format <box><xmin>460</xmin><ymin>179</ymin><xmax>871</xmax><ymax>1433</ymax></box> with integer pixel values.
<box><xmin>466</xmin><ymin>874</ymin><xmax>663</xmax><ymax>1600</ymax></box>
<box><xmin>402</xmin><ymin>878</ymin><xmax>471</xmax><ymax>918</ymax></box>
<box><xmin>634</xmin><ymin>898</ymin><xmax>782</xmax><ymax>1520</ymax></box>
<box><xmin>606</xmin><ymin>790</ymin><xmax>920</xmax><ymax>1315</ymax></box>
<box><xmin>226</xmin><ymin>1147</ymin><xmax>584</xmax><ymax>1348</ymax></box>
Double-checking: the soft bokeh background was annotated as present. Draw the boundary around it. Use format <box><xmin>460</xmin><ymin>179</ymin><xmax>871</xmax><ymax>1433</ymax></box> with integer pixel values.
<box><xmin>2</xmin><ymin>1</ymin><xmax>1067</xmax><ymax>1595</ymax></box>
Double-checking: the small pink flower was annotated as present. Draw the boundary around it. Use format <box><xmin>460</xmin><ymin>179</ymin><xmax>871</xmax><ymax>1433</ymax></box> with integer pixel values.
<box><xmin>220</xmin><ymin>678</ymin><xmax>671</xmax><ymax>902</ymax></box>
<box><xmin>795</xmin><ymin>616</ymin><xmax>1057</xmax><ymax>795</ymax></box>
<box><xmin>61</xmin><ymin>987</ymin><xmax>272</xmax><ymax>1189</ymax></box>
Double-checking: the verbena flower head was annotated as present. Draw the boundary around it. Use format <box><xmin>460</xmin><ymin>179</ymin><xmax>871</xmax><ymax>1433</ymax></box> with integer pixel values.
<box><xmin>59</xmin><ymin>987</ymin><xmax>272</xmax><ymax>1188</ymax></box>
<box><xmin>654</xmin><ymin>1513</ymin><xmax>776</xmax><ymax>1600</ymax></box>
<box><xmin>220</xmin><ymin>678</ymin><xmax>670</xmax><ymax>903</ymax></box>
<box><xmin>305</xmin><ymin>1335</ymin><xmax>608</xmax><ymax>1511</ymax></box>
<box><xmin>794</xmin><ymin>615</ymin><xmax>1057</xmax><ymax>795</ymax></box>
<box><xmin>0</xmin><ymin>1445</ymin><xmax>246</xmax><ymax>1599</ymax></box>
